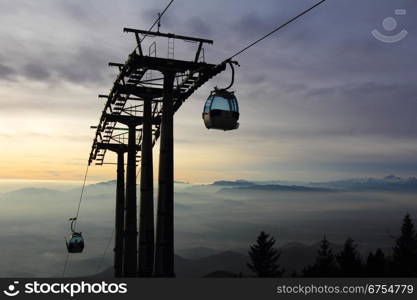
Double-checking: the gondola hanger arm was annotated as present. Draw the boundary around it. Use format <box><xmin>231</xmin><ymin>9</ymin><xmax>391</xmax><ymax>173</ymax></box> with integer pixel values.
<box><xmin>215</xmin><ymin>60</ymin><xmax>240</xmax><ymax>91</ymax></box>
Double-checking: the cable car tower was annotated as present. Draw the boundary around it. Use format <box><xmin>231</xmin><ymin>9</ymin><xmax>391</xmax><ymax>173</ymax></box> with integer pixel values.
<box><xmin>88</xmin><ymin>27</ymin><xmax>230</xmax><ymax>277</ymax></box>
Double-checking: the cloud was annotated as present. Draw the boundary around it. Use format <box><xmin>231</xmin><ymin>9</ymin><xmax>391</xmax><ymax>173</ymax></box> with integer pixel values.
<box><xmin>47</xmin><ymin>170</ymin><xmax>61</xmax><ymax>177</ymax></box>
<box><xmin>185</xmin><ymin>17</ymin><xmax>212</xmax><ymax>36</ymax></box>
<box><xmin>0</xmin><ymin>0</ymin><xmax>417</xmax><ymax>180</ymax></box>
<box><xmin>52</xmin><ymin>46</ymin><xmax>114</xmax><ymax>85</ymax></box>
<box><xmin>24</xmin><ymin>64</ymin><xmax>51</xmax><ymax>81</ymax></box>
<box><xmin>0</xmin><ymin>64</ymin><xmax>16</xmax><ymax>80</ymax></box>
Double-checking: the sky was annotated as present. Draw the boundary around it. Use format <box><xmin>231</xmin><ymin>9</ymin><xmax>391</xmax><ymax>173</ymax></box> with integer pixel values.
<box><xmin>0</xmin><ymin>0</ymin><xmax>416</xmax><ymax>183</ymax></box>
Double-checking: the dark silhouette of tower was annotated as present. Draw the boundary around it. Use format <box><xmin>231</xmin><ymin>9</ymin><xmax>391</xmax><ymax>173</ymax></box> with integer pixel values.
<box><xmin>88</xmin><ymin>28</ymin><xmax>227</xmax><ymax>277</ymax></box>
<box><xmin>154</xmin><ymin>72</ymin><xmax>175</xmax><ymax>277</ymax></box>
<box><xmin>138</xmin><ymin>98</ymin><xmax>154</xmax><ymax>277</ymax></box>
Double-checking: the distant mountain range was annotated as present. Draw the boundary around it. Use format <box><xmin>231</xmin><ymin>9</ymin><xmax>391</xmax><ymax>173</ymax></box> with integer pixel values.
<box><xmin>92</xmin><ymin>242</ymin><xmax>353</xmax><ymax>278</ymax></box>
<box><xmin>218</xmin><ymin>184</ymin><xmax>333</xmax><ymax>193</ymax></box>
<box><xmin>2</xmin><ymin>175</ymin><xmax>416</xmax><ymax>197</ymax></box>
<box><xmin>212</xmin><ymin>180</ymin><xmax>256</xmax><ymax>186</ymax></box>
<box><xmin>93</xmin><ymin>251</ymin><xmax>250</xmax><ymax>278</ymax></box>
<box><xmin>176</xmin><ymin>247</ymin><xmax>220</xmax><ymax>259</ymax></box>
<box><xmin>1</xmin><ymin>187</ymin><xmax>62</xmax><ymax>199</ymax></box>
<box><xmin>309</xmin><ymin>175</ymin><xmax>417</xmax><ymax>192</ymax></box>
<box><xmin>92</xmin><ymin>237</ymin><xmax>395</xmax><ymax>278</ymax></box>
<box><xmin>205</xmin><ymin>175</ymin><xmax>417</xmax><ymax>193</ymax></box>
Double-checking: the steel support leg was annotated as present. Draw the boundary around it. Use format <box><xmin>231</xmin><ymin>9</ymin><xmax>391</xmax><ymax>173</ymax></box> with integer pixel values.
<box><xmin>154</xmin><ymin>72</ymin><xmax>175</xmax><ymax>277</ymax></box>
<box><xmin>123</xmin><ymin>125</ymin><xmax>138</xmax><ymax>277</ymax></box>
<box><xmin>114</xmin><ymin>151</ymin><xmax>125</xmax><ymax>277</ymax></box>
<box><xmin>138</xmin><ymin>98</ymin><xmax>154</xmax><ymax>277</ymax></box>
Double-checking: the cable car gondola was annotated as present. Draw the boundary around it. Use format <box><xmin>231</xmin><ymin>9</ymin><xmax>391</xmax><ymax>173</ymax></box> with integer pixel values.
<box><xmin>202</xmin><ymin>60</ymin><xmax>240</xmax><ymax>131</ymax></box>
<box><xmin>65</xmin><ymin>217</ymin><xmax>84</xmax><ymax>253</ymax></box>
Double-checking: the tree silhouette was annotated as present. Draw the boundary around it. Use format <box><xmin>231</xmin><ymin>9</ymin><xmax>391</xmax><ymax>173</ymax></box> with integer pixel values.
<box><xmin>365</xmin><ymin>248</ymin><xmax>386</xmax><ymax>277</ymax></box>
<box><xmin>247</xmin><ymin>231</ymin><xmax>284</xmax><ymax>277</ymax></box>
<box><xmin>392</xmin><ymin>214</ymin><xmax>417</xmax><ymax>276</ymax></box>
<box><xmin>336</xmin><ymin>237</ymin><xmax>362</xmax><ymax>277</ymax></box>
<box><xmin>303</xmin><ymin>235</ymin><xmax>338</xmax><ymax>277</ymax></box>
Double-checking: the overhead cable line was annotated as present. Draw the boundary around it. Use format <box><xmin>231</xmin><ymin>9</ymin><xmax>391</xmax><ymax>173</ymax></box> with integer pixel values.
<box><xmin>62</xmin><ymin>164</ymin><xmax>90</xmax><ymax>277</ymax></box>
<box><xmin>224</xmin><ymin>0</ymin><xmax>328</xmax><ymax>62</ymax></box>
<box><xmin>133</xmin><ymin>0</ymin><xmax>175</xmax><ymax>53</ymax></box>
<box><xmin>61</xmin><ymin>253</ymin><xmax>70</xmax><ymax>277</ymax></box>
<box><xmin>73</xmin><ymin>164</ymin><xmax>90</xmax><ymax>230</ymax></box>
<box><xmin>95</xmin><ymin>229</ymin><xmax>115</xmax><ymax>274</ymax></box>
<box><xmin>186</xmin><ymin>0</ymin><xmax>329</xmax><ymax>82</ymax></box>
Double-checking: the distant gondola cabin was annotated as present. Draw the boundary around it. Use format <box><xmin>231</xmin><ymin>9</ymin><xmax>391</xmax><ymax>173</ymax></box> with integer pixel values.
<box><xmin>66</xmin><ymin>217</ymin><xmax>84</xmax><ymax>253</ymax></box>
<box><xmin>66</xmin><ymin>232</ymin><xmax>84</xmax><ymax>253</ymax></box>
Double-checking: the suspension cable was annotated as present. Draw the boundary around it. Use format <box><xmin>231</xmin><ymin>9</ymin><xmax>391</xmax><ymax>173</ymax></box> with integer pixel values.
<box><xmin>95</xmin><ymin>229</ymin><xmax>115</xmax><ymax>274</ymax></box>
<box><xmin>184</xmin><ymin>0</ymin><xmax>328</xmax><ymax>91</ymax></box>
<box><xmin>62</xmin><ymin>163</ymin><xmax>89</xmax><ymax>277</ymax></box>
<box><xmin>224</xmin><ymin>0</ymin><xmax>328</xmax><ymax>62</ymax></box>
<box><xmin>73</xmin><ymin>164</ymin><xmax>90</xmax><ymax>230</ymax></box>
<box><xmin>62</xmin><ymin>252</ymin><xmax>70</xmax><ymax>277</ymax></box>
<box><xmin>133</xmin><ymin>0</ymin><xmax>175</xmax><ymax>53</ymax></box>
<box><xmin>141</xmin><ymin>0</ymin><xmax>174</xmax><ymax>42</ymax></box>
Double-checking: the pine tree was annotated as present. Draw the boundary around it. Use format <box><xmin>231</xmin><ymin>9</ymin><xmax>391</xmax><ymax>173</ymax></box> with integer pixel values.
<box><xmin>247</xmin><ymin>231</ymin><xmax>284</xmax><ymax>277</ymax></box>
<box><xmin>336</xmin><ymin>237</ymin><xmax>362</xmax><ymax>277</ymax></box>
<box><xmin>366</xmin><ymin>248</ymin><xmax>386</xmax><ymax>277</ymax></box>
<box><xmin>392</xmin><ymin>214</ymin><xmax>417</xmax><ymax>276</ymax></box>
<box><xmin>303</xmin><ymin>235</ymin><xmax>338</xmax><ymax>277</ymax></box>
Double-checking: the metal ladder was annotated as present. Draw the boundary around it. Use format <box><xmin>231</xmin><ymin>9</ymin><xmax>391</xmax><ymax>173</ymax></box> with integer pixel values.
<box><xmin>146</xmin><ymin>41</ymin><xmax>157</xmax><ymax>81</ymax></box>
<box><xmin>167</xmin><ymin>37</ymin><xmax>174</xmax><ymax>59</ymax></box>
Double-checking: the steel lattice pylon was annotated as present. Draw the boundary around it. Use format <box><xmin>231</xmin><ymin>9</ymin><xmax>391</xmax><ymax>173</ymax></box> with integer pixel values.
<box><xmin>88</xmin><ymin>28</ymin><xmax>227</xmax><ymax>278</ymax></box>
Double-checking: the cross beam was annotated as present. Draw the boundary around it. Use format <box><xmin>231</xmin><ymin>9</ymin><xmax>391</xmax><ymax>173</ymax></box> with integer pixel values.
<box><xmin>124</xmin><ymin>28</ymin><xmax>213</xmax><ymax>44</ymax></box>
<box><xmin>128</xmin><ymin>54</ymin><xmax>216</xmax><ymax>73</ymax></box>
<box><xmin>114</xmin><ymin>84</ymin><xmax>171</xmax><ymax>99</ymax></box>
<box><xmin>105</xmin><ymin>114</ymin><xmax>161</xmax><ymax>126</ymax></box>
<box><xmin>96</xmin><ymin>142</ymin><xmax>141</xmax><ymax>152</ymax></box>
